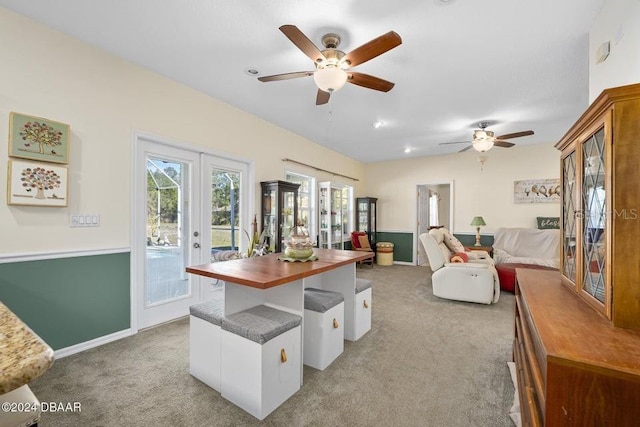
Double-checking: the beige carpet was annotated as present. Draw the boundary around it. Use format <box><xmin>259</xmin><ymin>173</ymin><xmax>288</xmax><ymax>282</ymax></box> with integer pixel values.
<box><xmin>30</xmin><ymin>264</ymin><xmax>515</xmax><ymax>426</ymax></box>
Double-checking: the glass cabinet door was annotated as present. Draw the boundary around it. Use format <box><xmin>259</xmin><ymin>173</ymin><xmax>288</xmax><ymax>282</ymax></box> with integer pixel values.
<box><xmin>358</xmin><ymin>199</ymin><xmax>368</xmax><ymax>231</ymax></box>
<box><xmin>581</xmin><ymin>127</ymin><xmax>606</xmax><ymax>303</ymax></box>
<box><xmin>356</xmin><ymin>197</ymin><xmax>377</xmax><ymax>247</ymax></box>
<box><xmin>331</xmin><ymin>187</ymin><xmax>342</xmax><ymax>249</ymax></box>
<box><xmin>562</xmin><ymin>152</ymin><xmax>577</xmax><ymax>283</ymax></box>
<box><xmin>260</xmin><ymin>180</ymin><xmax>299</xmax><ymax>253</ymax></box>
<box><xmin>319</xmin><ymin>186</ymin><xmax>329</xmax><ymax>248</ymax></box>
<box><xmin>280</xmin><ymin>188</ymin><xmax>297</xmax><ymax>250</ymax></box>
<box><xmin>262</xmin><ymin>187</ymin><xmax>277</xmax><ymax>252</ymax></box>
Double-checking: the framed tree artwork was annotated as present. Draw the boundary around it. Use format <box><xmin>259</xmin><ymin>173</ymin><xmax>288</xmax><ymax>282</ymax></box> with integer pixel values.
<box><xmin>8</xmin><ymin>112</ymin><xmax>70</xmax><ymax>164</ymax></box>
<box><xmin>7</xmin><ymin>159</ymin><xmax>68</xmax><ymax>207</ymax></box>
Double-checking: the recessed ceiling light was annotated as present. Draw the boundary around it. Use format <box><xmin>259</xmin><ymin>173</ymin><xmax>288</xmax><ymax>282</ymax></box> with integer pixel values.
<box><xmin>404</xmin><ymin>148</ymin><xmax>411</xmax><ymax>153</ymax></box>
<box><xmin>373</xmin><ymin>120</ymin><xmax>384</xmax><ymax>129</ymax></box>
<box><xmin>245</xmin><ymin>68</ymin><xmax>260</xmax><ymax>76</ymax></box>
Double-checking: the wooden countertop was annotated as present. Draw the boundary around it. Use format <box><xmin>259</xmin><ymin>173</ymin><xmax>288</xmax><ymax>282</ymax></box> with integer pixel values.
<box><xmin>0</xmin><ymin>301</ymin><xmax>55</xmax><ymax>394</ymax></box>
<box><xmin>186</xmin><ymin>248</ymin><xmax>374</xmax><ymax>289</ymax></box>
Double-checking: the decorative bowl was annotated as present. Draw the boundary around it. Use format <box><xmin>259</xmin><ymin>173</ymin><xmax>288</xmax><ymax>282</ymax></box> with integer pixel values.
<box><xmin>284</xmin><ymin>225</ymin><xmax>314</xmax><ymax>259</ymax></box>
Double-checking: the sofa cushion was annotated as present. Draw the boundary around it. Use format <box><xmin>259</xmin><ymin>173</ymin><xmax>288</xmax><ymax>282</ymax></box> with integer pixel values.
<box><xmin>358</xmin><ymin>235</ymin><xmax>371</xmax><ymax>249</ymax></box>
<box><xmin>450</xmin><ymin>252</ymin><xmax>469</xmax><ymax>263</ymax></box>
<box><xmin>441</xmin><ymin>228</ymin><xmax>465</xmax><ymax>253</ymax></box>
<box><xmin>536</xmin><ymin>217</ymin><xmax>560</xmax><ymax>229</ymax></box>
<box><xmin>493</xmin><ymin>227</ymin><xmax>560</xmax><ymax>269</ymax></box>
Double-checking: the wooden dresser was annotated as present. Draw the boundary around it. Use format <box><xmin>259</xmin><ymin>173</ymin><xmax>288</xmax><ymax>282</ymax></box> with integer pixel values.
<box><xmin>514</xmin><ymin>269</ymin><xmax>640</xmax><ymax>426</ymax></box>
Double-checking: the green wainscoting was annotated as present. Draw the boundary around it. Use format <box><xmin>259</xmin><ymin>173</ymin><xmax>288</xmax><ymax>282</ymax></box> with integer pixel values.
<box><xmin>375</xmin><ymin>232</ymin><xmax>413</xmax><ymax>263</ymax></box>
<box><xmin>0</xmin><ymin>252</ymin><xmax>130</xmax><ymax>351</ymax></box>
<box><xmin>453</xmin><ymin>233</ymin><xmax>494</xmax><ymax>247</ymax></box>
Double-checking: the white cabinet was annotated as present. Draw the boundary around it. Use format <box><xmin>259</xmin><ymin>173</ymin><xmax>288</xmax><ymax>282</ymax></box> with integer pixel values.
<box><xmin>318</xmin><ymin>182</ymin><xmax>353</xmax><ymax>249</ymax></box>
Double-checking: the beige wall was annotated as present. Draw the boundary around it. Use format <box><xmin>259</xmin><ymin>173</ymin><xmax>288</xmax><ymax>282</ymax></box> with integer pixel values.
<box><xmin>364</xmin><ymin>143</ymin><xmax>561</xmax><ymax>235</ymax></box>
<box><xmin>589</xmin><ymin>0</ymin><xmax>640</xmax><ymax>101</ymax></box>
<box><xmin>0</xmin><ymin>8</ymin><xmax>364</xmax><ymax>255</ymax></box>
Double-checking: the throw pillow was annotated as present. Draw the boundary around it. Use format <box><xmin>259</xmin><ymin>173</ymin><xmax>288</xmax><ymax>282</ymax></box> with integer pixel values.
<box><xmin>358</xmin><ymin>235</ymin><xmax>372</xmax><ymax>250</ymax></box>
<box><xmin>450</xmin><ymin>252</ymin><xmax>469</xmax><ymax>263</ymax></box>
<box><xmin>442</xmin><ymin>228</ymin><xmax>466</xmax><ymax>253</ymax></box>
<box><xmin>537</xmin><ymin>217</ymin><xmax>560</xmax><ymax>229</ymax></box>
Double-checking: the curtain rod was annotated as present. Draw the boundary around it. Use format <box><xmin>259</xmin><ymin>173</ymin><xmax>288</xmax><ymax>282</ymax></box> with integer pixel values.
<box><xmin>282</xmin><ymin>158</ymin><xmax>359</xmax><ymax>182</ymax></box>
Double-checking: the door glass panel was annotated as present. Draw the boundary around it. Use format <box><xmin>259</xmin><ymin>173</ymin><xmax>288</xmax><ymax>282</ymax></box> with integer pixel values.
<box><xmin>146</xmin><ymin>158</ymin><xmax>189</xmax><ymax>306</ymax></box>
<box><xmin>210</xmin><ymin>169</ymin><xmax>241</xmax><ymax>255</ymax></box>
<box><xmin>563</xmin><ymin>152</ymin><xmax>577</xmax><ymax>282</ymax></box>
<box><xmin>581</xmin><ymin>127</ymin><xmax>606</xmax><ymax>303</ymax></box>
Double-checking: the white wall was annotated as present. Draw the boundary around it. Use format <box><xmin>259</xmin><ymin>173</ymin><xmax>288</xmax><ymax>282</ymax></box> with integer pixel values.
<box><xmin>589</xmin><ymin>0</ymin><xmax>640</xmax><ymax>101</ymax></box>
<box><xmin>0</xmin><ymin>8</ymin><xmax>364</xmax><ymax>255</ymax></box>
<box><xmin>364</xmin><ymin>143</ymin><xmax>560</xmax><ymax>235</ymax></box>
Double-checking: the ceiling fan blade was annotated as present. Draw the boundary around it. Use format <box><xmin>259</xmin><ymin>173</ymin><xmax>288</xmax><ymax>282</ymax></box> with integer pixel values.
<box><xmin>258</xmin><ymin>71</ymin><xmax>314</xmax><ymax>82</ymax></box>
<box><xmin>343</xmin><ymin>31</ymin><xmax>402</xmax><ymax>67</ymax></box>
<box><xmin>495</xmin><ymin>130</ymin><xmax>534</xmax><ymax>140</ymax></box>
<box><xmin>494</xmin><ymin>141</ymin><xmax>515</xmax><ymax>148</ymax></box>
<box><xmin>279</xmin><ymin>25</ymin><xmax>325</xmax><ymax>63</ymax></box>
<box><xmin>347</xmin><ymin>72</ymin><xmax>395</xmax><ymax>92</ymax></box>
<box><xmin>439</xmin><ymin>141</ymin><xmax>472</xmax><ymax>145</ymax></box>
<box><xmin>458</xmin><ymin>145</ymin><xmax>473</xmax><ymax>153</ymax></box>
<box><xmin>316</xmin><ymin>89</ymin><xmax>330</xmax><ymax>105</ymax></box>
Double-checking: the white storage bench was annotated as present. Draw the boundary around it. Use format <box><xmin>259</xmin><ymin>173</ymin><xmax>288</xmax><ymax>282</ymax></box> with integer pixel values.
<box><xmin>347</xmin><ymin>278</ymin><xmax>372</xmax><ymax>341</ymax></box>
<box><xmin>303</xmin><ymin>288</ymin><xmax>344</xmax><ymax>370</ymax></box>
<box><xmin>220</xmin><ymin>305</ymin><xmax>302</xmax><ymax>420</ymax></box>
<box><xmin>189</xmin><ymin>299</ymin><xmax>224</xmax><ymax>392</ymax></box>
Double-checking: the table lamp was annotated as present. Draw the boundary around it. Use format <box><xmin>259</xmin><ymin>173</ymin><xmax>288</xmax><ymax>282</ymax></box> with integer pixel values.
<box><xmin>470</xmin><ymin>216</ymin><xmax>486</xmax><ymax>246</ymax></box>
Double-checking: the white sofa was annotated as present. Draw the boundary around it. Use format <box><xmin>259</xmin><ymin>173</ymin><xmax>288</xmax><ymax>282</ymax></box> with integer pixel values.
<box><xmin>419</xmin><ymin>230</ymin><xmax>500</xmax><ymax>305</ymax></box>
<box><xmin>492</xmin><ymin>228</ymin><xmax>560</xmax><ymax>269</ymax></box>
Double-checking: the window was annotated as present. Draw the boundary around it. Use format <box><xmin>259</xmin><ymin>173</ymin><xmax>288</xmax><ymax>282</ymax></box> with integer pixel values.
<box><xmin>429</xmin><ymin>192</ymin><xmax>440</xmax><ymax>227</ymax></box>
<box><xmin>285</xmin><ymin>171</ymin><xmax>316</xmax><ymax>241</ymax></box>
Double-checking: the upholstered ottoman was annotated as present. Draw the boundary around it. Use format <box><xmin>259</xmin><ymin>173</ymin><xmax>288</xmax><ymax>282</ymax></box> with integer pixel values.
<box><xmin>303</xmin><ymin>288</ymin><xmax>344</xmax><ymax>370</ymax></box>
<box><xmin>189</xmin><ymin>299</ymin><xmax>224</xmax><ymax>392</ymax></box>
<box><xmin>221</xmin><ymin>305</ymin><xmax>302</xmax><ymax>420</ymax></box>
<box><xmin>496</xmin><ymin>263</ymin><xmax>558</xmax><ymax>292</ymax></box>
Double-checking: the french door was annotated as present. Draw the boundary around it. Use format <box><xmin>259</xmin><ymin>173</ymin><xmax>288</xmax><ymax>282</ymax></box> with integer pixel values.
<box><xmin>134</xmin><ymin>136</ymin><xmax>250</xmax><ymax>330</ymax></box>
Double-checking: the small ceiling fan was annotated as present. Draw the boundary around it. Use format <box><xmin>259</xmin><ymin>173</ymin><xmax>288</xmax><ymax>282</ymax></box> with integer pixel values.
<box><xmin>258</xmin><ymin>25</ymin><xmax>402</xmax><ymax>105</ymax></box>
<box><xmin>439</xmin><ymin>122</ymin><xmax>534</xmax><ymax>153</ymax></box>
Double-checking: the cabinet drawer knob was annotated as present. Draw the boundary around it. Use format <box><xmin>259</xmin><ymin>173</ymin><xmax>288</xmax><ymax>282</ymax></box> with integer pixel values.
<box><xmin>333</xmin><ymin>318</ymin><xmax>339</xmax><ymax>329</ymax></box>
<box><xmin>363</xmin><ymin>300</ymin><xmax>369</xmax><ymax>309</ymax></box>
<box><xmin>280</xmin><ymin>348</ymin><xmax>287</xmax><ymax>363</ymax></box>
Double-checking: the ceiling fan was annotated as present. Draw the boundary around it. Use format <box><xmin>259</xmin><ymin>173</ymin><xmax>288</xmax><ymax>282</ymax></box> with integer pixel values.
<box><xmin>258</xmin><ymin>25</ymin><xmax>402</xmax><ymax>105</ymax></box>
<box><xmin>439</xmin><ymin>122</ymin><xmax>534</xmax><ymax>153</ymax></box>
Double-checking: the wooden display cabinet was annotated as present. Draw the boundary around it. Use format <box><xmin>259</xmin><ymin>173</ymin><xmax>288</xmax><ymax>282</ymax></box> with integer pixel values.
<box><xmin>355</xmin><ymin>197</ymin><xmax>377</xmax><ymax>247</ymax></box>
<box><xmin>260</xmin><ymin>180</ymin><xmax>299</xmax><ymax>253</ymax></box>
<box><xmin>555</xmin><ymin>83</ymin><xmax>640</xmax><ymax>330</ymax></box>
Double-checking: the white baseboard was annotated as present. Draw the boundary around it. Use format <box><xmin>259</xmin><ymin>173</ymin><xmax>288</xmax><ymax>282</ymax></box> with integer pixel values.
<box><xmin>393</xmin><ymin>261</ymin><xmax>413</xmax><ymax>266</ymax></box>
<box><xmin>54</xmin><ymin>328</ymin><xmax>133</xmax><ymax>359</ymax></box>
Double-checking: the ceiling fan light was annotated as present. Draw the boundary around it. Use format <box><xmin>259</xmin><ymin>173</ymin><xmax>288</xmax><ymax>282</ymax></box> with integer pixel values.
<box><xmin>314</xmin><ymin>67</ymin><xmax>348</xmax><ymax>92</ymax></box>
<box><xmin>473</xmin><ymin>138</ymin><xmax>494</xmax><ymax>152</ymax></box>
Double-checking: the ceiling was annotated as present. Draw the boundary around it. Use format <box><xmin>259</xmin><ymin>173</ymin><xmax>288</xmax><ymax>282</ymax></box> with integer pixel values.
<box><xmin>0</xmin><ymin>0</ymin><xmax>605</xmax><ymax>163</ymax></box>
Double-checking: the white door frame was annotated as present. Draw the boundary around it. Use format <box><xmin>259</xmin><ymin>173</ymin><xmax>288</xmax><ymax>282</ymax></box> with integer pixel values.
<box><xmin>130</xmin><ymin>130</ymin><xmax>254</xmax><ymax>333</ymax></box>
<box><xmin>415</xmin><ymin>181</ymin><xmax>454</xmax><ymax>266</ymax></box>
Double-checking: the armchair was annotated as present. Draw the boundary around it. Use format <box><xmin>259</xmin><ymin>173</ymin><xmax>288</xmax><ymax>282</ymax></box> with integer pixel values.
<box><xmin>350</xmin><ymin>231</ymin><xmax>374</xmax><ymax>267</ymax></box>
<box><xmin>419</xmin><ymin>232</ymin><xmax>500</xmax><ymax>305</ymax></box>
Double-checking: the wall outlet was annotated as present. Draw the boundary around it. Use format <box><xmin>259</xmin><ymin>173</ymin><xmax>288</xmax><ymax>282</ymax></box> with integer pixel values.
<box><xmin>70</xmin><ymin>213</ymin><xmax>100</xmax><ymax>227</ymax></box>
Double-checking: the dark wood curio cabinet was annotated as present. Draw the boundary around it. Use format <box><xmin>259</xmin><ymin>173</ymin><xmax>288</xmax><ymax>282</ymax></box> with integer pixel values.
<box><xmin>260</xmin><ymin>180</ymin><xmax>299</xmax><ymax>253</ymax></box>
<box><xmin>355</xmin><ymin>197</ymin><xmax>377</xmax><ymax>247</ymax></box>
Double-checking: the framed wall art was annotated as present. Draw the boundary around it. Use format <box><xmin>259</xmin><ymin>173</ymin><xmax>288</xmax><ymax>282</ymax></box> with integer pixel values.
<box><xmin>514</xmin><ymin>178</ymin><xmax>560</xmax><ymax>204</ymax></box>
<box><xmin>7</xmin><ymin>159</ymin><xmax>68</xmax><ymax>207</ymax></box>
<box><xmin>8</xmin><ymin>112</ymin><xmax>70</xmax><ymax>164</ymax></box>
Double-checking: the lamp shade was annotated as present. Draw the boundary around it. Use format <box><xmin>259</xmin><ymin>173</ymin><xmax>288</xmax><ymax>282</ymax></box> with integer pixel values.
<box><xmin>472</xmin><ymin>138</ymin><xmax>494</xmax><ymax>152</ymax></box>
<box><xmin>313</xmin><ymin>67</ymin><xmax>348</xmax><ymax>92</ymax></box>
<box><xmin>470</xmin><ymin>216</ymin><xmax>486</xmax><ymax>227</ymax></box>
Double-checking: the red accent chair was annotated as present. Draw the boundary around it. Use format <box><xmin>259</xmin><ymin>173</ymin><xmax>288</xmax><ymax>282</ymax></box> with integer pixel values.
<box><xmin>351</xmin><ymin>231</ymin><xmax>374</xmax><ymax>267</ymax></box>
